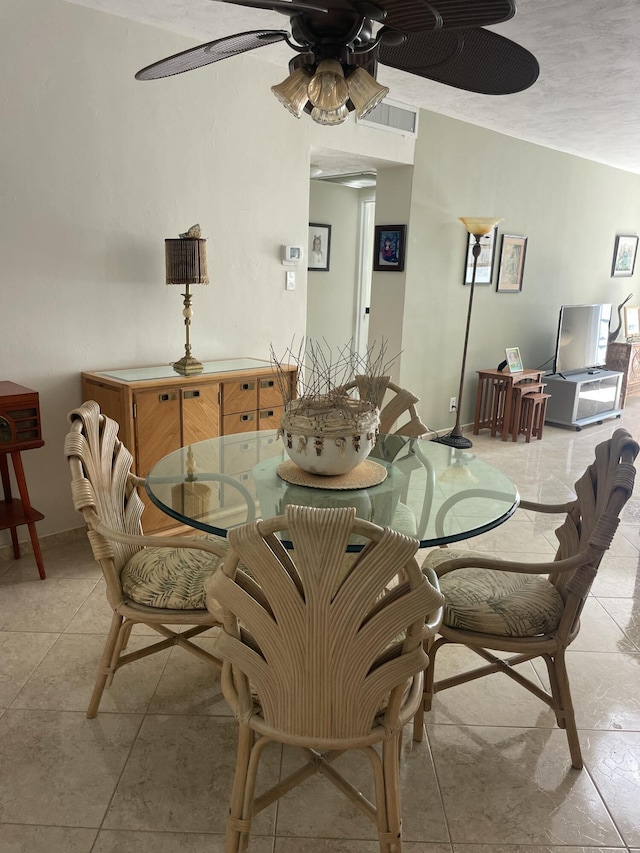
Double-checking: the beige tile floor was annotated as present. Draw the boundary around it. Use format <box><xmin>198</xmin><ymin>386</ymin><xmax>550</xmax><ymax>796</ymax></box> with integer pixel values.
<box><xmin>1</xmin><ymin>400</ymin><xmax>640</xmax><ymax>853</ymax></box>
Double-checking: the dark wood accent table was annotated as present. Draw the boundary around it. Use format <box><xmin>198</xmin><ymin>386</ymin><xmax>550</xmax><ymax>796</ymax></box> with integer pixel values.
<box><xmin>0</xmin><ymin>382</ymin><xmax>46</xmax><ymax>579</ymax></box>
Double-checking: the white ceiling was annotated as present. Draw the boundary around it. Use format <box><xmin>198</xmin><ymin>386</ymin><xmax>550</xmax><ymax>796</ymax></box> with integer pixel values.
<box><xmin>64</xmin><ymin>0</ymin><xmax>640</xmax><ymax>175</ymax></box>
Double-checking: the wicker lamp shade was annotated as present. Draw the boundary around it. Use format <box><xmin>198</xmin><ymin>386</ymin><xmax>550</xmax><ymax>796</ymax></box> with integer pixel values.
<box><xmin>165</xmin><ymin>238</ymin><xmax>209</xmax><ymax>285</ymax></box>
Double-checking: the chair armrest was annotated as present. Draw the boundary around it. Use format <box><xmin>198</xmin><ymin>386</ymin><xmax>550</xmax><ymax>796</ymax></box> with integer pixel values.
<box><xmin>422</xmin><ymin>565</ymin><xmax>444</xmax><ymax>636</ymax></box>
<box><xmin>432</xmin><ymin>550</ymin><xmax>588</xmax><ymax>579</ymax></box>
<box><xmin>519</xmin><ymin>498</ymin><xmax>571</xmax><ymax>514</ymax></box>
<box><xmin>85</xmin><ymin>509</ymin><xmax>228</xmax><ymax>559</ymax></box>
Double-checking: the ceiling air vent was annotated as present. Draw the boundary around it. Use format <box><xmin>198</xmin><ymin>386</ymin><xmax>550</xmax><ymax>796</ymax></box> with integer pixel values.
<box><xmin>356</xmin><ymin>99</ymin><xmax>419</xmax><ymax>137</ymax></box>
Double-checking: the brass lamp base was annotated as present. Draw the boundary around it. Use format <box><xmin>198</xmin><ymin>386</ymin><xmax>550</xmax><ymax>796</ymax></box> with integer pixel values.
<box><xmin>172</xmin><ymin>355</ymin><xmax>204</xmax><ymax>375</ymax></box>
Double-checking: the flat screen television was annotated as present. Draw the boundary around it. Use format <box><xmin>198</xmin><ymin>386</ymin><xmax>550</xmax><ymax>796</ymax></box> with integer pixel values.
<box><xmin>552</xmin><ymin>303</ymin><xmax>612</xmax><ymax>375</ymax></box>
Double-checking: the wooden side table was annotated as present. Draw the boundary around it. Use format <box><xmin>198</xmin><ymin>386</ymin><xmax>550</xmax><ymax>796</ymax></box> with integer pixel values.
<box><xmin>0</xmin><ymin>382</ymin><xmax>46</xmax><ymax>579</ymax></box>
<box><xmin>474</xmin><ymin>369</ymin><xmax>545</xmax><ymax>442</ymax></box>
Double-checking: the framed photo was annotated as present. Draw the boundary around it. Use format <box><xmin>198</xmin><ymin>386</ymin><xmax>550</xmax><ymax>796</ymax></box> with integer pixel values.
<box><xmin>496</xmin><ymin>234</ymin><xmax>527</xmax><ymax>293</ymax></box>
<box><xmin>611</xmin><ymin>235</ymin><xmax>638</xmax><ymax>277</ymax></box>
<box><xmin>624</xmin><ymin>304</ymin><xmax>640</xmax><ymax>339</ymax></box>
<box><xmin>373</xmin><ymin>224</ymin><xmax>406</xmax><ymax>272</ymax></box>
<box><xmin>505</xmin><ymin>346</ymin><xmax>524</xmax><ymax>373</ymax></box>
<box><xmin>463</xmin><ymin>224</ymin><xmax>498</xmax><ymax>285</ymax></box>
<box><xmin>308</xmin><ymin>223</ymin><xmax>331</xmax><ymax>271</ymax></box>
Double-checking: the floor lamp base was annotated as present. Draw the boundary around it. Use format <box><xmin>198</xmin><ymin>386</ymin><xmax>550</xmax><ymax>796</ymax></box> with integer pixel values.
<box><xmin>433</xmin><ymin>432</ymin><xmax>473</xmax><ymax>449</ymax></box>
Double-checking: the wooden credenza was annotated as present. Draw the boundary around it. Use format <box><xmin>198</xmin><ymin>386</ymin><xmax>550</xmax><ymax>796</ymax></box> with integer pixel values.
<box><xmin>81</xmin><ymin>358</ymin><xmax>297</xmax><ymax>531</ymax></box>
<box><xmin>606</xmin><ymin>342</ymin><xmax>640</xmax><ymax>408</ymax></box>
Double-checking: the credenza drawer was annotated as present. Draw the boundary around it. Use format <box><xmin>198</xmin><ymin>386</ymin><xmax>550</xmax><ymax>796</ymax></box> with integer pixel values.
<box><xmin>222</xmin><ymin>380</ymin><xmax>258</xmax><ymax>415</ymax></box>
<box><xmin>223</xmin><ymin>410</ymin><xmax>257</xmax><ymax>434</ymax></box>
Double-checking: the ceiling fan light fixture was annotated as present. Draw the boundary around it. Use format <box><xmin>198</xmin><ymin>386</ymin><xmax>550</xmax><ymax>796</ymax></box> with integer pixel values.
<box><xmin>347</xmin><ymin>67</ymin><xmax>389</xmax><ymax>119</ymax></box>
<box><xmin>310</xmin><ymin>104</ymin><xmax>350</xmax><ymax>126</ymax></box>
<box><xmin>307</xmin><ymin>59</ymin><xmax>349</xmax><ymax>111</ymax></box>
<box><xmin>271</xmin><ymin>67</ymin><xmax>312</xmax><ymax>118</ymax></box>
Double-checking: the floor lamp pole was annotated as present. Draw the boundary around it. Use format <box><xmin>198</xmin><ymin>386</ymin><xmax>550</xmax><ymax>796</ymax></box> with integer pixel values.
<box><xmin>436</xmin><ymin>217</ymin><xmax>502</xmax><ymax>450</ymax></box>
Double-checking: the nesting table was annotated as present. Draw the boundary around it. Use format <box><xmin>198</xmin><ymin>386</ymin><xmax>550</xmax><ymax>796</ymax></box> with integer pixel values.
<box><xmin>473</xmin><ymin>368</ymin><xmax>545</xmax><ymax>441</ymax></box>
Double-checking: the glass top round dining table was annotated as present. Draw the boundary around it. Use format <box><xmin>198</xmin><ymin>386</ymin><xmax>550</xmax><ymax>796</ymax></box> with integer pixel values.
<box><xmin>145</xmin><ymin>430</ymin><xmax>519</xmax><ymax>550</ymax></box>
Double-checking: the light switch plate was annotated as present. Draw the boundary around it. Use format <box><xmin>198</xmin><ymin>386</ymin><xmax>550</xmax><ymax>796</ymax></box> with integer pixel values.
<box><xmin>286</xmin><ymin>271</ymin><xmax>296</xmax><ymax>290</ymax></box>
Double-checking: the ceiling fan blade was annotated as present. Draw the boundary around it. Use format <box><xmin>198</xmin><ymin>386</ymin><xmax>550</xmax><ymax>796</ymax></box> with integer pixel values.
<box><xmin>378</xmin><ymin>28</ymin><xmax>539</xmax><ymax>94</ymax></box>
<box><xmin>211</xmin><ymin>0</ymin><xmax>329</xmax><ymax>12</ymax></box>
<box><xmin>377</xmin><ymin>0</ymin><xmax>515</xmax><ymax>35</ymax></box>
<box><xmin>135</xmin><ymin>30</ymin><xmax>289</xmax><ymax>80</ymax></box>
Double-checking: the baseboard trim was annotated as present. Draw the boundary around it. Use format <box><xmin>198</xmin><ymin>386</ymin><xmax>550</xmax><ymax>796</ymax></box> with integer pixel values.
<box><xmin>0</xmin><ymin>526</ymin><xmax>87</xmax><ymax>563</ymax></box>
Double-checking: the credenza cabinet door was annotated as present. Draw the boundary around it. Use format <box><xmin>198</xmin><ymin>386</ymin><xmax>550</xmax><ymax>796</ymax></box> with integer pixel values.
<box><xmin>182</xmin><ymin>384</ymin><xmax>220</xmax><ymax>445</ymax></box>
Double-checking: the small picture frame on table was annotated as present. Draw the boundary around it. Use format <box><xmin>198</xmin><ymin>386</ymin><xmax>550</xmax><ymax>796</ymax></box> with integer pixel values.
<box><xmin>505</xmin><ymin>347</ymin><xmax>524</xmax><ymax>373</ymax></box>
<box><xmin>497</xmin><ymin>234</ymin><xmax>527</xmax><ymax>292</ymax></box>
<box><xmin>308</xmin><ymin>223</ymin><xmax>331</xmax><ymax>271</ymax></box>
<box><xmin>373</xmin><ymin>225</ymin><xmax>406</xmax><ymax>272</ymax></box>
<box><xmin>611</xmin><ymin>235</ymin><xmax>638</xmax><ymax>277</ymax></box>
<box><xmin>463</xmin><ymin>224</ymin><xmax>498</xmax><ymax>285</ymax></box>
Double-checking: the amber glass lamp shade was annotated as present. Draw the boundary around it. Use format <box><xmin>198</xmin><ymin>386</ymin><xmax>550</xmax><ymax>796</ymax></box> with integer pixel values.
<box><xmin>459</xmin><ymin>216</ymin><xmax>503</xmax><ymax>237</ymax></box>
<box><xmin>347</xmin><ymin>67</ymin><xmax>389</xmax><ymax>119</ymax></box>
<box><xmin>271</xmin><ymin>68</ymin><xmax>312</xmax><ymax>119</ymax></box>
<box><xmin>310</xmin><ymin>105</ymin><xmax>350</xmax><ymax>125</ymax></box>
<box><xmin>307</xmin><ymin>60</ymin><xmax>349</xmax><ymax>111</ymax></box>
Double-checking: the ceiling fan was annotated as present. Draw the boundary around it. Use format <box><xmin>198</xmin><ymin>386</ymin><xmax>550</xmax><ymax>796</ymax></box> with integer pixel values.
<box><xmin>136</xmin><ymin>0</ymin><xmax>539</xmax><ymax>126</ymax></box>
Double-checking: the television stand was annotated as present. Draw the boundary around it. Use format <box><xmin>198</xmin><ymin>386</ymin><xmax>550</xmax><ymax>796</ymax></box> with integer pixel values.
<box><xmin>543</xmin><ymin>370</ymin><xmax>623</xmax><ymax>430</ymax></box>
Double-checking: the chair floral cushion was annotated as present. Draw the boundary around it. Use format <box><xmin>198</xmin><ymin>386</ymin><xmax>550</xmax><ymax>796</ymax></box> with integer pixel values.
<box><xmin>422</xmin><ymin>549</ymin><xmax>564</xmax><ymax>637</ymax></box>
<box><xmin>122</xmin><ymin>544</ymin><xmax>227</xmax><ymax>610</ymax></box>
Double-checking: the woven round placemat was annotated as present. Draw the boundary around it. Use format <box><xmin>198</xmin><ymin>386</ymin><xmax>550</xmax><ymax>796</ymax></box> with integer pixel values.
<box><xmin>276</xmin><ymin>459</ymin><xmax>387</xmax><ymax>490</ymax></box>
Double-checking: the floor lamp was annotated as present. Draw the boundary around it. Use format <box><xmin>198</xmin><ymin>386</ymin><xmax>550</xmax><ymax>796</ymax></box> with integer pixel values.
<box><xmin>436</xmin><ymin>216</ymin><xmax>503</xmax><ymax>449</ymax></box>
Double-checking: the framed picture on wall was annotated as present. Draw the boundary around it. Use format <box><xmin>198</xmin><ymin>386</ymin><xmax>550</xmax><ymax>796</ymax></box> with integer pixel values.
<box><xmin>373</xmin><ymin>225</ymin><xmax>406</xmax><ymax>271</ymax></box>
<box><xmin>611</xmin><ymin>234</ymin><xmax>638</xmax><ymax>277</ymax></box>
<box><xmin>463</xmin><ymin>224</ymin><xmax>498</xmax><ymax>285</ymax></box>
<box><xmin>308</xmin><ymin>223</ymin><xmax>331</xmax><ymax>271</ymax></box>
<box><xmin>496</xmin><ymin>234</ymin><xmax>527</xmax><ymax>292</ymax></box>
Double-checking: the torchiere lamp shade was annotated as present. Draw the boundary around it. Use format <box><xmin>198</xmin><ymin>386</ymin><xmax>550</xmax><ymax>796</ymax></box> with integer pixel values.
<box><xmin>165</xmin><ymin>238</ymin><xmax>209</xmax><ymax>285</ymax></box>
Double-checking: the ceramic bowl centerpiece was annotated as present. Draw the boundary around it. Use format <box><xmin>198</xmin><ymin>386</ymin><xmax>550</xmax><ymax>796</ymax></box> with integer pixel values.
<box><xmin>280</xmin><ymin>394</ymin><xmax>380</xmax><ymax>476</ymax></box>
<box><xmin>270</xmin><ymin>337</ymin><xmax>398</xmax><ymax>478</ymax></box>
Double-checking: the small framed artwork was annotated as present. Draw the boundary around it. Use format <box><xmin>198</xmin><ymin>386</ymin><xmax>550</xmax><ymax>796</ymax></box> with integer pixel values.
<box><xmin>611</xmin><ymin>235</ymin><xmax>638</xmax><ymax>277</ymax></box>
<box><xmin>624</xmin><ymin>304</ymin><xmax>640</xmax><ymax>339</ymax></box>
<box><xmin>505</xmin><ymin>347</ymin><xmax>524</xmax><ymax>373</ymax></box>
<box><xmin>463</xmin><ymin>224</ymin><xmax>498</xmax><ymax>285</ymax></box>
<box><xmin>373</xmin><ymin>224</ymin><xmax>406</xmax><ymax>272</ymax></box>
<box><xmin>308</xmin><ymin>223</ymin><xmax>331</xmax><ymax>271</ymax></box>
<box><xmin>496</xmin><ymin>234</ymin><xmax>527</xmax><ymax>293</ymax></box>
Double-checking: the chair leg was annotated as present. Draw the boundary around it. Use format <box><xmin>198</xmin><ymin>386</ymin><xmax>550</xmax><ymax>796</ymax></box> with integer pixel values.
<box><xmin>87</xmin><ymin>611</ymin><xmax>124</xmax><ymax>718</ymax></box>
<box><xmin>226</xmin><ymin>723</ymin><xmax>254</xmax><ymax>853</ymax></box>
<box><xmin>106</xmin><ymin>619</ymin><xmax>134</xmax><ymax>687</ymax></box>
<box><xmin>381</xmin><ymin>736</ymin><xmax>403</xmax><ymax>852</ymax></box>
<box><xmin>412</xmin><ymin>636</ymin><xmax>442</xmax><ymax>742</ymax></box>
<box><xmin>546</xmin><ymin>651</ymin><xmax>583</xmax><ymax>769</ymax></box>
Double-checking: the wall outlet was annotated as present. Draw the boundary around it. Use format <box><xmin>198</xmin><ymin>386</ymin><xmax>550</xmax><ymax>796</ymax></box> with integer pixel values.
<box><xmin>449</xmin><ymin>397</ymin><xmax>457</xmax><ymax>412</ymax></box>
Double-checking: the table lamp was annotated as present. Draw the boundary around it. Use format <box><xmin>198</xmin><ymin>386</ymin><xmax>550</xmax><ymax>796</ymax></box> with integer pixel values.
<box><xmin>165</xmin><ymin>224</ymin><xmax>208</xmax><ymax>375</ymax></box>
<box><xmin>436</xmin><ymin>216</ymin><xmax>503</xmax><ymax>449</ymax></box>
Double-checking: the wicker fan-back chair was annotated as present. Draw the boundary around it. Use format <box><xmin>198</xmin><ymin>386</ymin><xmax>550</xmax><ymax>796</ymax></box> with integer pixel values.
<box><xmin>206</xmin><ymin>505</ymin><xmax>444</xmax><ymax>853</ymax></box>
<box><xmin>340</xmin><ymin>375</ymin><xmax>429</xmax><ymax>438</ymax></box>
<box><xmin>65</xmin><ymin>401</ymin><xmax>228</xmax><ymax>718</ymax></box>
<box><xmin>414</xmin><ymin>428</ymin><xmax>638</xmax><ymax>769</ymax></box>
